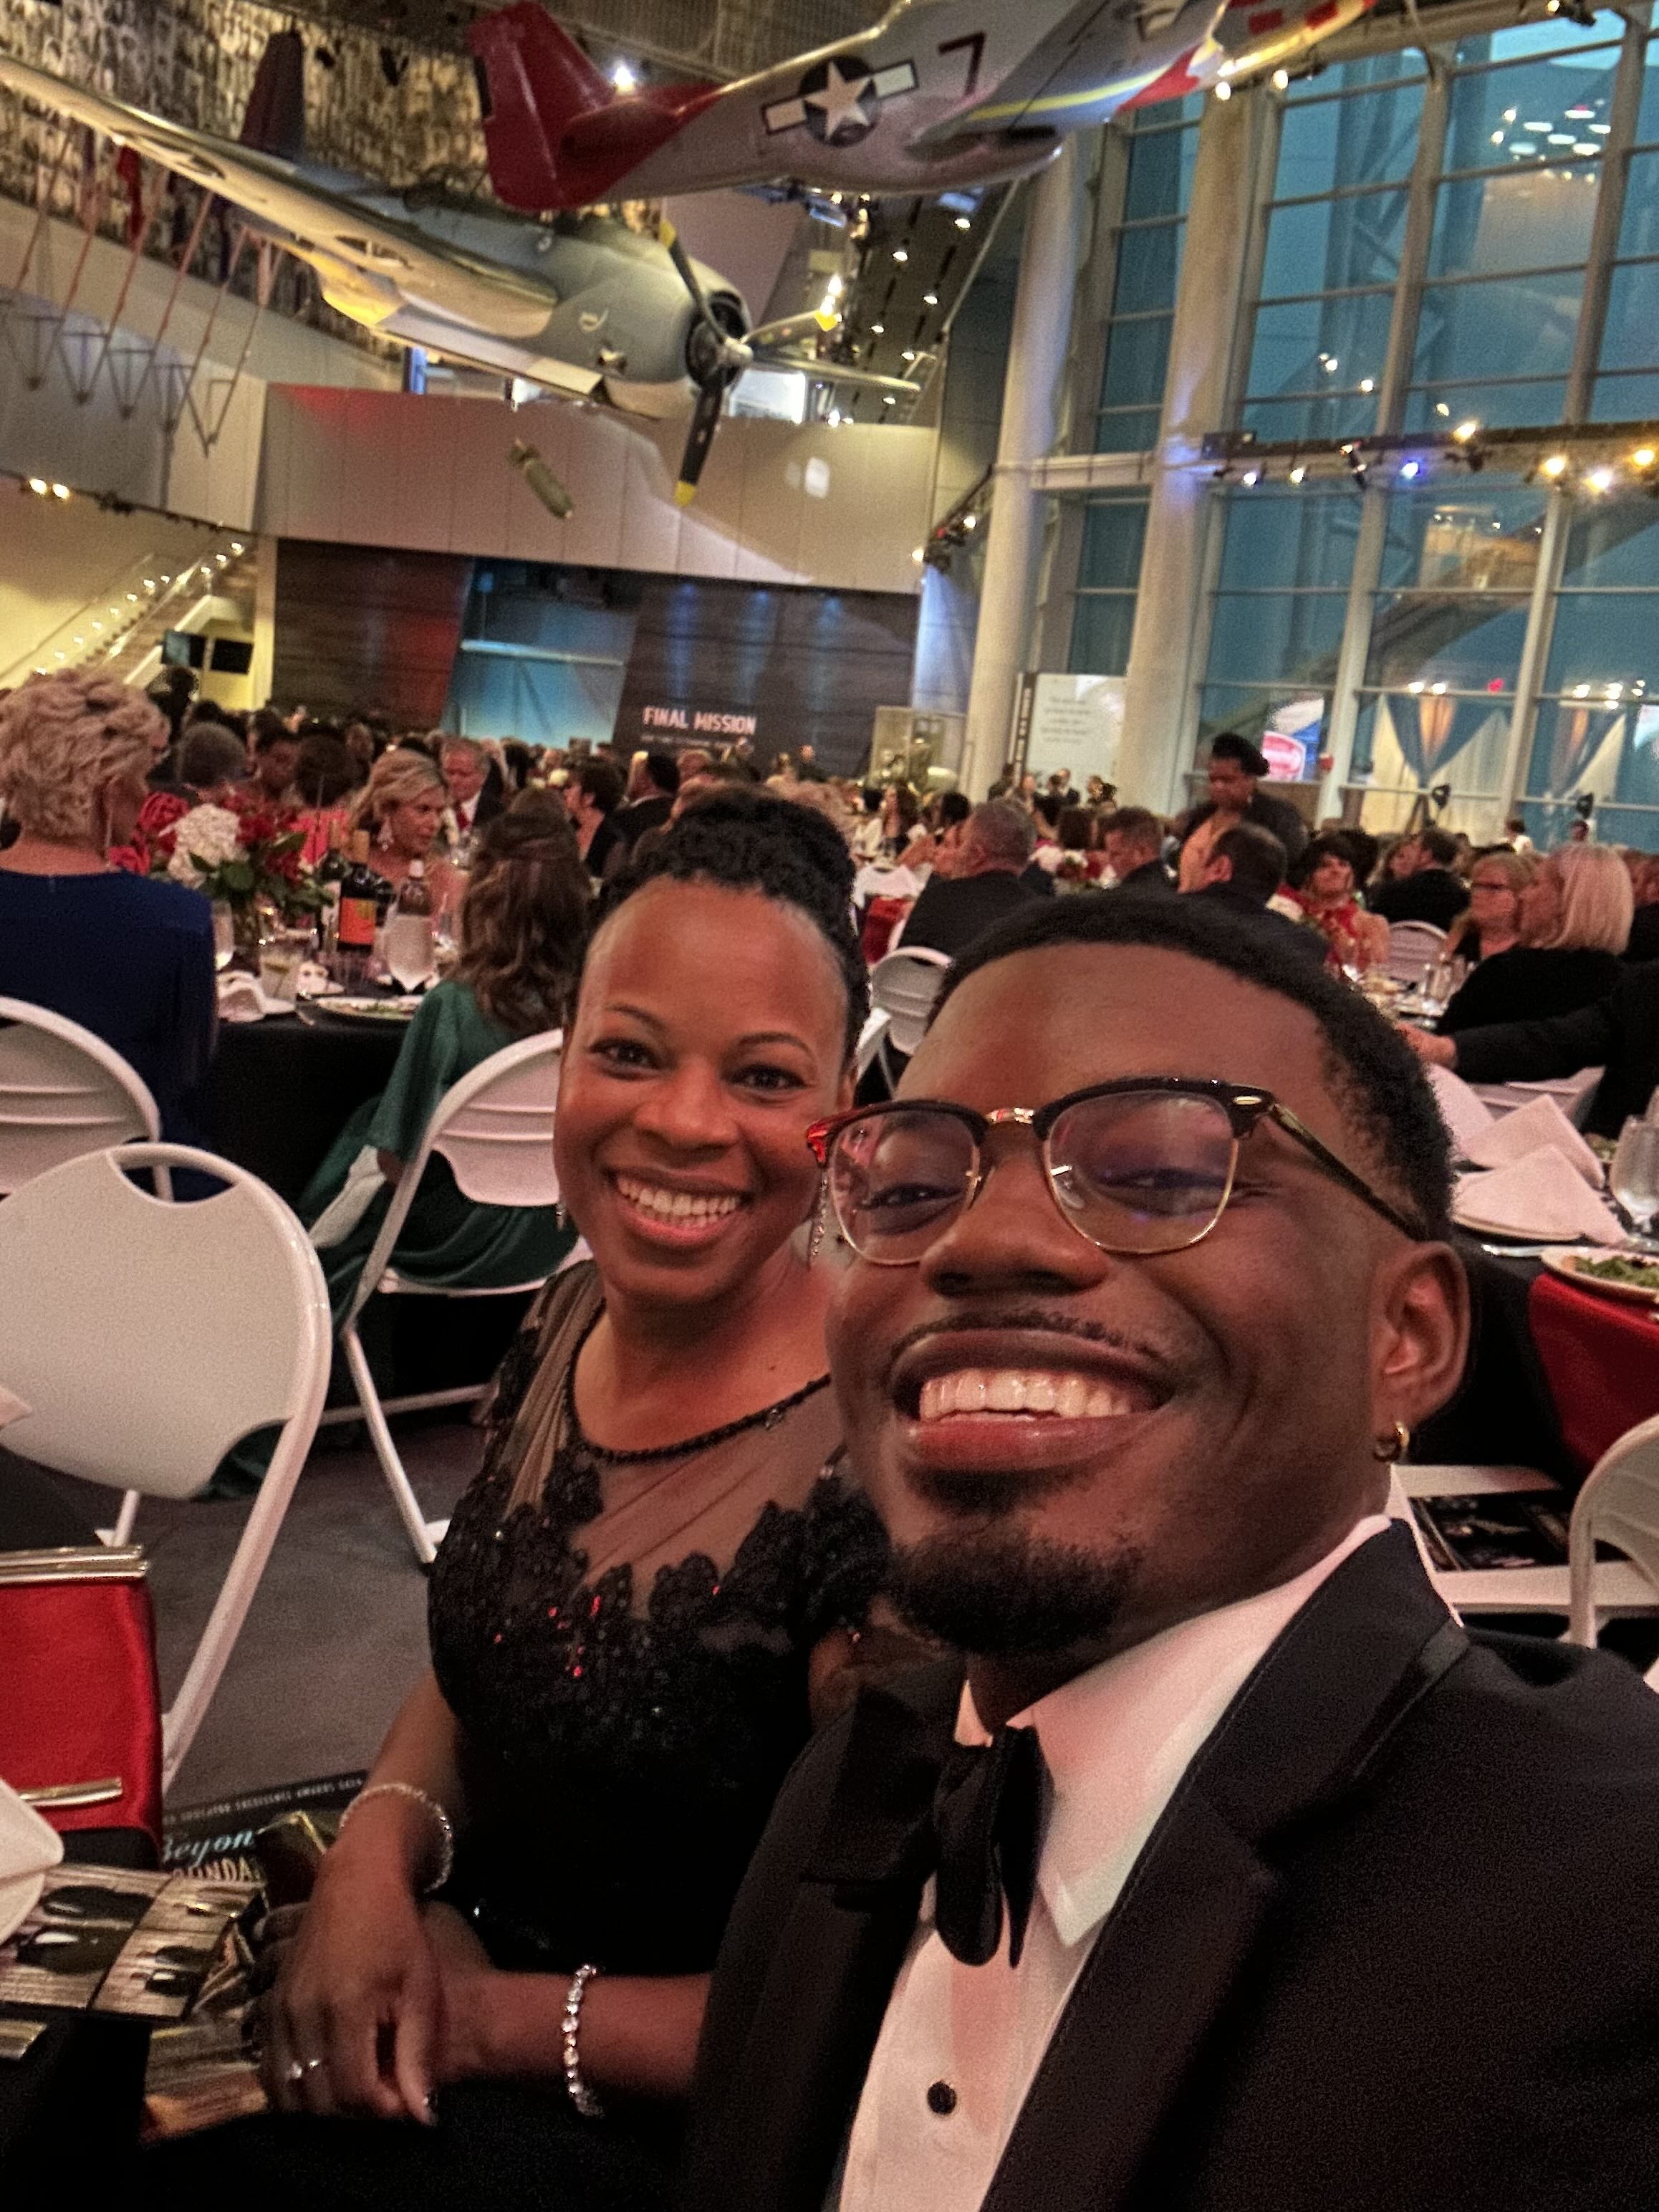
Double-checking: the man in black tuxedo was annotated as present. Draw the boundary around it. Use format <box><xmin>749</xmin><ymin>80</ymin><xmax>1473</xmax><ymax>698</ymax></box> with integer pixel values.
<box><xmin>1367</xmin><ymin>824</ymin><xmax>1470</xmax><ymax>931</ymax></box>
<box><xmin>1102</xmin><ymin>806</ymin><xmax>1173</xmax><ymax>894</ymax></box>
<box><xmin>685</xmin><ymin>893</ymin><xmax>1659</xmax><ymax>2212</ymax></box>
<box><xmin>899</xmin><ymin>802</ymin><xmax>1049</xmax><ymax>962</ymax></box>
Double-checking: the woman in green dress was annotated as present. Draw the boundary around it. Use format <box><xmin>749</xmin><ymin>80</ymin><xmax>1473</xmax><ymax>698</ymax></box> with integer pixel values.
<box><xmin>302</xmin><ymin>811</ymin><xmax>590</xmax><ymax>1326</ymax></box>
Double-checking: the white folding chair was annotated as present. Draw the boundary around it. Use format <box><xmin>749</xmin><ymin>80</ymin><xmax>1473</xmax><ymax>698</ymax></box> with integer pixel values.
<box><xmin>0</xmin><ymin>1143</ymin><xmax>330</xmax><ymax>1789</ymax></box>
<box><xmin>1386</xmin><ymin>920</ymin><xmax>1448</xmax><ymax>986</ymax></box>
<box><xmin>1567</xmin><ymin>1413</ymin><xmax>1659</xmax><ymax>1685</ymax></box>
<box><xmin>0</xmin><ymin>996</ymin><xmax>166</xmax><ymax>1196</ymax></box>
<box><xmin>338</xmin><ymin>1031</ymin><xmax>568</xmax><ymax>1567</ymax></box>
<box><xmin>870</xmin><ymin>946</ymin><xmax>952</xmax><ymax>1088</ymax></box>
<box><xmin>854</xmin><ymin>1007</ymin><xmax>892</xmax><ymax>1083</ymax></box>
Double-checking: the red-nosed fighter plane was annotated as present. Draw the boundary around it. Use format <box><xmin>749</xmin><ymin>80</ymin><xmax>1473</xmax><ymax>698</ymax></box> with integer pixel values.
<box><xmin>467</xmin><ymin>0</ymin><xmax>1377</xmax><ymax>213</ymax></box>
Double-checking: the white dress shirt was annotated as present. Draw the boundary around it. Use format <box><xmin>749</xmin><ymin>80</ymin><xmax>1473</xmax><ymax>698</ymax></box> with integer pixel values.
<box><xmin>832</xmin><ymin>1516</ymin><xmax>1395</xmax><ymax>2212</ymax></box>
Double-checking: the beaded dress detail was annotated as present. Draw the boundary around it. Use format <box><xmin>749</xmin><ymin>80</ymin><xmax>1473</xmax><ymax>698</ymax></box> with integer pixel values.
<box><xmin>430</xmin><ymin>1264</ymin><xmax>888</xmax><ymax>1978</ymax></box>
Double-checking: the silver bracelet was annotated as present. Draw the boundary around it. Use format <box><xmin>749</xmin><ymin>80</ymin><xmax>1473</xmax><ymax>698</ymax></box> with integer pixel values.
<box><xmin>337</xmin><ymin>1781</ymin><xmax>455</xmax><ymax>1895</ymax></box>
<box><xmin>561</xmin><ymin>1963</ymin><xmax>604</xmax><ymax>2118</ymax></box>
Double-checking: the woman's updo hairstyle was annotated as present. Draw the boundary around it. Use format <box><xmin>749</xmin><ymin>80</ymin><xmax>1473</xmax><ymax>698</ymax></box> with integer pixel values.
<box><xmin>0</xmin><ymin>673</ymin><xmax>165</xmax><ymax>845</ymax></box>
<box><xmin>592</xmin><ymin>786</ymin><xmax>869</xmax><ymax>1062</ymax></box>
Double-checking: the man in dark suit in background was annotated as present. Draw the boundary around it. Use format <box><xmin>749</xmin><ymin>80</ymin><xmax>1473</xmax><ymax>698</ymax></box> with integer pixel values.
<box><xmin>1102</xmin><ymin>806</ymin><xmax>1173</xmax><ymax>894</ymax></box>
<box><xmin>440</xmin><ymin>736</ymin><xmax>504</xmax><ymax>837</ymax></box>
<box><xmin>1186</xmin><ymin>820</ymin><xmax>1324</xmax><ymax>965</ymax></box>
<box><xmin>899</xmin><ymin>802</ymin><xmax>1049</xmax><ymax>962</ymax></box>
<box><xmin>685</xmin><ymin>893</ymin><xmax>1659</xmax><ymax>2212</ymax></box>
<box><xmin>609</xmin><ymin>747</ymin><xmax>681</xmax><ymax>860</ymax></box>
<box><xmin>1367</xmin><ymin>824</ymin><xmax>1470</xmax><ymax>931</ymax></box>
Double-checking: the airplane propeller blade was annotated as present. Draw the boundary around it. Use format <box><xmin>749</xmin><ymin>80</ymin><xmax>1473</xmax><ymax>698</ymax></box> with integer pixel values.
<box><xmin>674</xmin><ymin>378</ymin><xmax>728</xmax><ymax>506</ymax></box>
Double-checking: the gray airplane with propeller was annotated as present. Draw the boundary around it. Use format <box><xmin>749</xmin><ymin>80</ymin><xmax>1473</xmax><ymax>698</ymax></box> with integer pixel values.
<box><xmin>0</xmin><ymin>31</ymin><xmax>928</xmax><ymax>508</ymax></box>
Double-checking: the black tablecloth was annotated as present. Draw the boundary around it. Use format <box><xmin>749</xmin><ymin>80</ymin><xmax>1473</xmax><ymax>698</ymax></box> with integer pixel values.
<box><xmin>193</xmin><ymin>1014</ymin><xmax>404</xmax><ymax>1211</ymax></box>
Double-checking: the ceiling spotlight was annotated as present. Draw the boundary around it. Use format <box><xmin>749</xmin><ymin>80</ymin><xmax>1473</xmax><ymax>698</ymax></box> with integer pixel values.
<box><xmin>27</xmin><ymin>476</ymin><xmax>47</xmax><ymax>495</ymax></box>
<box><xmin>901</xmin><ymin>348</ymin><xmax>917</xmax><ymax>362</ymax></box>
<box><xmin>963</xmin><ymin>511</ymin><xmax>978</xmax><ymax>529</ymax></box>
<box><xmin>1214</xmin><ymin>79</ymin><xmax>1232</xmax><ymax>100</ymax></box>
<box><xmin>231</xmin><ymin>540</ymin><xmax>245</xmax><ymax>554</ymax></box>
<box><xmin>1400</xmin><ymin>459</ymin><xmax>1420</xmax><ymax>480</ymax></box>
<box><xmin>610</xmin><ymin>60</ymin><xmax>638</xmax><ymax>92</ymax></box>
<box><xmin>870</xmin><ymin>322</ymin><xmax>884</xmax><ymax>334</ymax></box>
<box><xmin>1289</xmin><ymin>463</ymin><xmax>1307</xmax><ymax>483</ymax></box>
<box><xmin>1541</xmin><ymin>453</ymin><xmax>1569</xmax><ymax>478</ymax></box>
<box><xmin>911</xmin><ymin>546</ymin><xmax>925</xmax><ymax>562</ymax></box>
<box><xmin>893</xmin><ymin>248</ymin><xmax>909</xmax><ymax>264</ymax></box>
<box><xmin>1359</xmin><ymin>377</ymin><xmax>1375</xmax><ymax>393</ymax></box>
<box><xmin>1435</xmin><ymin>402</ymin><xmax>1451</xmax><ymax>418</ymax></box>
<box><xmin>127</xmin><ymin>592</ymin><xmax>138</xmax><ymax>602</ymax></box>
<box><xmin>1573</xmin><ymin>683</ymin><xmax>1591</xmax><ymax>698</ymax></box>
<box><xmin>1430</xmin><ymin>681</ymin><xmax>1448</xmax><ymax>696</ymax></box>
<box><xmin>1453</xmin><ymin>418</ymin><xmax>1481</xmax><ymax>441</ymax></box>
<box><xmin>922</xmin><ymin>290</ymin><xmax>938</xmax><ymax>307</ymax></box>
<box><xmin>1271</xmin><ymin>68</ymin><xmax>1289</xmax><ymax>90</ymax></box>
<box><xmin>50</xmin><ymin>483</ymin><xmax>69</xmax><ymax>499</ymax></box>
<box><xmin>143</xmin><ymin>577</ymin><xmax>156</xmax><ymax>590</ymax></box>
<box><xmin>883</xmin><ymin>394</ymin><xmax>898</xmax><ymax>405</ymax></box>
<box><xmin>1241</xmin><ymin>467</ymin><xmax>1260</xmax><ymax>486</ymax></box>
<box><xmin>1634</xmin><ymin>447</ymin><xmax>1657</xmax><ymax>468</ymax></box>
<box><xmin>954</xmin><ymin>216</ymin><xmax>971</xmax><ymax>230</ymax></box>
<box><xmin>1587</xmin><ymin>465</ymin><xmax>1615</xmax><ymax>492</ymax></box>
<box><xmin>1408</xmin><ymin>681</ymin><xmax>1425</xmax><ymax>695</ymax></box>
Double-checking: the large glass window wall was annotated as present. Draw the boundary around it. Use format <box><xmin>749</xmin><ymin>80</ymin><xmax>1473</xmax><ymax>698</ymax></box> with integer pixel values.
<box><xmin>1093</xmin><ymin>96</ymin><xmax>1202</xmax><ymax>453</ymax></box>
<box><xmin>1241</xmin><ymin>57</ymin><xmax>1426</xmax><ymax>444</ymax></box>
<box><xmin>1191</xmin><ymin>17</ymin><xmax>1659</xmax><ymax>839</ymax></box>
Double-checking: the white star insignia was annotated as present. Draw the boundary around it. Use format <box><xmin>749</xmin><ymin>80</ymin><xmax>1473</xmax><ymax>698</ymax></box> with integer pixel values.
<box><xmin>804</xmin><ymin>57</ymin><xmax>875</xmax><ymax>135</ymax></box>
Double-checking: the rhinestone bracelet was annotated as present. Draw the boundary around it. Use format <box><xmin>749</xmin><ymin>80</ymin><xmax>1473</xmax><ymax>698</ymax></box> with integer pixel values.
<box><xmin>562</xmin><ymin>1963</ymin><xmax>604</xmax><ymax>2118</ymax></box>
<box><xmin>336</xmin><ymin>1781</ymin><xmax>454</xmax><ymax>1895</ymax></box>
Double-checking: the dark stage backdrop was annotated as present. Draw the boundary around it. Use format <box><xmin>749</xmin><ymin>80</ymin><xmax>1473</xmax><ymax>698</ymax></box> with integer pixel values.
<box><xmin>272</xmin><ymin>539</ymin><xmax>473</xmax><ymax>726</ymax></box>
<box><xmin>612</xmin><ymin>577</ymin><xmax>919</xmax><ymax>777</ymax></box>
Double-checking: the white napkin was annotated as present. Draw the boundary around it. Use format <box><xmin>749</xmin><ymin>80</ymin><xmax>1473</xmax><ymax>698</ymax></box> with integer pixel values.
<box><xmin>216</xmin><ymin>975</ymin><xmax>296</xmax><ymax>1023</ymax></box>
<box><xmin>1455</xmin><ymin>1145</ymin><xmax>1625</xmax><ymax>1244</ymax></box>
<box><xmin>0</xmin><ymin>1777</ymin><xmax>63</xmax><ymax>1946</ymax></box>
<box><xmin>1427</xmin><ymin>1064</ymin><xmax>1494</xmax><ymax>1155</ymax></box>
<box><xmin>1463</xmin><ymin>1094</ymin><xmax>1602</xmax><ymax>1187</ymax></box>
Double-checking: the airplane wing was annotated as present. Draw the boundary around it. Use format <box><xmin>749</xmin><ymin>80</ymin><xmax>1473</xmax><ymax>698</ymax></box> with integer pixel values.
<box><xmin>0</xmin><ymin>50</ymin><xmax>559</xmax><ymax>342</ymax></box>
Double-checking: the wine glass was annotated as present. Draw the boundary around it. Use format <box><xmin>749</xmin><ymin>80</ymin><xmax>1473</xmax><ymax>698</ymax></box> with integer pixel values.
<box><xmin>211</xmin><ymin>902</ymin><xmax>235</xmax><ymax>973</ymax></box>
<box><xmin>1610</xmin><ymin>1119</ymin><xmax>1659</xmax><ymax>1249</ymax></box>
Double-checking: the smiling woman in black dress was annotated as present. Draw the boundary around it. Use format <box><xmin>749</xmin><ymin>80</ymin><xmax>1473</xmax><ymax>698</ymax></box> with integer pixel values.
<box><xmin>152</xmin><ymin>794</ymin><xmax>897</xmax><ymax>2211</ymax></box>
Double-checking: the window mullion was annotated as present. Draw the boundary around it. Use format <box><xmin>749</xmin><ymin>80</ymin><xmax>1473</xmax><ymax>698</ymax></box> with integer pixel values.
<box><xmin>1499</xmin><ymin>489</ymin><xmax>1572</xmax><ymax>814</ymax></box>
<box><xmin>1565</xmin><ymin>5</ymin><xmax>1652</xmax><ymax>420</ymax></box>
<box><xmin>1376</xmin><ymin>54</ymin><xmax>1451</xmax><ymax>433</ymax></box>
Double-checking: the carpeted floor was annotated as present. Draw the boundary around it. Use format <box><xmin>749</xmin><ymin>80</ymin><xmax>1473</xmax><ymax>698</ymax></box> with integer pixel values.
<box><xmin>51</xmin><ymin>1416</ymin><xmax>485</xmax><ymax>1809</ymax></box>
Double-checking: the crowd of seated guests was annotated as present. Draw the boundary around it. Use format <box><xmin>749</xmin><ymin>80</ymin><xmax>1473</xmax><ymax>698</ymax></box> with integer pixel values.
<box><xmin>16</xmin><ymin>670</ymin><xmax>1659</xmax><ymax>2208</ymax></box>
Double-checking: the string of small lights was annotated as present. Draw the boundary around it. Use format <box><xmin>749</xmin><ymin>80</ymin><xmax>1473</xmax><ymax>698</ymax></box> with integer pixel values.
<box><xmin>1200</xmin><ymin>421</ymin><xmax>1659</xmax><ymax>496</ymax></box>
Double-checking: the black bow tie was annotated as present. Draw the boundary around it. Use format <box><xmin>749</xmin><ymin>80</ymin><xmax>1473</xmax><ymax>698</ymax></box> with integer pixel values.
<box><xmin>931</xmin><ymin>1723</ymin><xmax>1047</xmax><ymax>1969</ymax></box>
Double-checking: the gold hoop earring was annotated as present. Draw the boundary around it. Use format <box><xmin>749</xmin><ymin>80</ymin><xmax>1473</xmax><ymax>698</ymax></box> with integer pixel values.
<box><xmin>1372</xmin><ymin>1420</ymin><xmax>1410</xmax><ymax>1463</ymax></box>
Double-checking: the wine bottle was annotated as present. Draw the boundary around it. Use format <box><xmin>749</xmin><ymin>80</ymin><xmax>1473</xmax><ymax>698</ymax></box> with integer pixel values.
<box><xmin>384</xmin><ymin>859</ymin><xmax>436</xmax><ymax>991</ymax></box>
<box><xmin>315</xmin><ymin>824</ymin><xmax>348</xmax><ymax>959</ymax></box>
<box><xmin>332</xmin><ymin>830</ymin><xmax>382</xmax><ymax>987</ymax></box>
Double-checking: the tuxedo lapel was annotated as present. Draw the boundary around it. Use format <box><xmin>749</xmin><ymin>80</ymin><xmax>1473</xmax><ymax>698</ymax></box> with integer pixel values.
<box><xmin>702</xmin><ymin>1665</ymin><xmax>963</xmax><ymax>2212</ymax></box>
<box><xmin>981</xmin><ymin>1527</ymin><xmax>1461</xmax><ymax>2212</ymax></box>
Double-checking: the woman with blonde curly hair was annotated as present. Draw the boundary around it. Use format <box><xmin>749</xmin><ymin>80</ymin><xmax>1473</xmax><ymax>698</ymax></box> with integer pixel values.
<box><xmin>297</xmin><ymin>809</ymin><xmax>588</xmax><ymax>1328</ymax></box>
<box><xmin>1440</xmin><ymin>840</ymin><xmax>1630</xmax><ymax>1034</ymax></box>
<box><xmin>0</xmin><ymin>671</ymin><xmax>215</xmax><ymax>1133</ymax></box>
<box><xmin>351</xmin><ymin>746</ymin><xmax>463</xmax><ymax>918</ymax></box>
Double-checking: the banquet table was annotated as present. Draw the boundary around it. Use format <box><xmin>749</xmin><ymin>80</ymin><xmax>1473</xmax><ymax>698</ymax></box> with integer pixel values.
<box><xmin>193</xmin><ymin>1011</ymin><xmax>404</xmax><ymax>1211</ymax></box>
<box><xmin>1529</xmin><ymin>1269</ymin><xmax>1659</xmax><ymax>1477</ymax></box>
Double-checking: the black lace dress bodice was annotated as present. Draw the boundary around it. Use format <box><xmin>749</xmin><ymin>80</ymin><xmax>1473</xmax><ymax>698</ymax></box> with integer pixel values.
<box><xmin>429</xmin><ymin>1266</ymin><xmax>889</xmax><ymax>1979</ymax></box>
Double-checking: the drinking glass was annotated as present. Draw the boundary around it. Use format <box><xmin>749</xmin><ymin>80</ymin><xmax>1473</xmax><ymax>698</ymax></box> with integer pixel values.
<box><xmin>1610</xmin><ymin>1119</ymin><xmax>1659</xmax><ymax>1248</ymax></box>
<box><xmin>384</xmin><ymin>912</ymin><xmax>436</xmax><ymax>991</ymax></box>
<box><xmin>258</xmin><ymin>925</ymin><xmax>313</xmax><ymax>1004</ymax></box>
<box><xmin>211</xmin><ymin>902</ymin><xmax>236</xmax><ymax>973</ymax></box>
